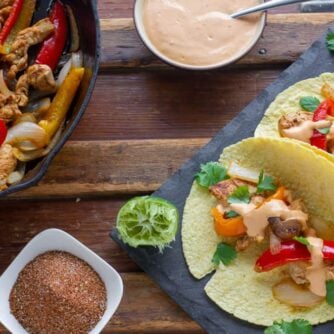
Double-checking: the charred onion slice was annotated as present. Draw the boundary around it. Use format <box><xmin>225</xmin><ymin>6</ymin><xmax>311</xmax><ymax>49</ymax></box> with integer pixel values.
<box><xmin>272</xmin><ymin>278</ymin><xmax>324</xmax><ymax>308</ymax></box>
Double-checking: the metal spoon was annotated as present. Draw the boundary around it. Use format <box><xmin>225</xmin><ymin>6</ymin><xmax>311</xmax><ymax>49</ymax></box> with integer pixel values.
<box><xmin>231</xmin><ymin>0</ymin><xmax>313</xmax><ymax>18</ymax></box>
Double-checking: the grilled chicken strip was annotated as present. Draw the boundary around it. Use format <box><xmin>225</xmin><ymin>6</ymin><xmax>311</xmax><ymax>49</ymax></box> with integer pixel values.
<box><xmin>209</xmin><ymin>179</ymin><xmax>248</xmax><ymax>206</ymax></box>
<box><xmin>4</xmin><ymin>18</ymin><xmax>54</xmax><ymax>80</ymax></box>
<box><xmin>278</xmin><ymin>111</ymin><xmax>313</xmax><ymax>137</ymax></box>
<box><xmin>0</xmin><ymin>0</ymin><xmax>14</xmax><ymax>9</ymax></box>
<box><xmin>0</xmin><ymin>144</ymin><xmax>17</xmax><ymax>191</ymax></box>
<box><xmin>15</xmin><ymin>64</ymin><xmax>57</xmax><ymax>107</ymax></box>
<box><xmin>0</xmin><ymin>94</ymin><xmax>21</xmax><ymax>122</ymax></box>
<box><xmin>0</xmin><ymin>6</ymin><xmax>11</xmax><ymax>30</ymax></box>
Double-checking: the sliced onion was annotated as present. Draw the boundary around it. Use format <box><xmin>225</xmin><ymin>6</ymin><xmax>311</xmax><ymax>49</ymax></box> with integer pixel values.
<box><xmin>56</xmin><ymin>58</ymin><xmax>72</xmax><ymax>87</ymax></box>
<box><xmin>66</xmin><ymin>5</ymin><xmax>80</xmax><ymax>52</ymax></box>
<box><xmin>7</xmin><ymin>162</ymin><xmax>26</xmax><ymax>185</ymax></box>
<box><xmin>272</xmin><ymin>278</ymin><xmax>324</xmax><ymax>308</ymax></box>
<box><xmin>228</xmin><ymin>162</ymin><xmax>260</xmax><ymax>183</ymax></box>
<box><xmin>0</xmin><ymin>70</ymin><xmax>14</xmax><ymax>96</ymax></box>
<box><xmin>71</xmin><ymin>51</ymin><xmax>83</xmax><ymax>69</ymax></box>
<box><xmin>5</xmin><ymin>122</ymin><xmax>48</xmax><ymax>151</ymax></box>
<box><xmin>23</xmin><ymin>97</ymin><xmax>51</xmax><ymax>116</ymax></box>
<box><xmin>13</xmin><ymin>121</ymin><xmax>64</xmax><ymax>162</ymax></box>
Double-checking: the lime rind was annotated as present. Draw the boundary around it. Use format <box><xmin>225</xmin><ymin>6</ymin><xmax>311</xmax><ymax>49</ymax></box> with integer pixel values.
<box><xmin>116</xmin><ymin>196</ymin><xmax>179</xmax><ymax>250</ymax></box>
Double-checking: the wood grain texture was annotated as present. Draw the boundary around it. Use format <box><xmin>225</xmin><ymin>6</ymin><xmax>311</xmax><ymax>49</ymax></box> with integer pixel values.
<box><xmin>9</xmin><ymin>139</ymin><xmax>208</xmax><ymax>199</ymax></box>
<box><xmin>99</xmin><ymin>14</ymin><xmax>334</xmax><ymax>69</ymax></box>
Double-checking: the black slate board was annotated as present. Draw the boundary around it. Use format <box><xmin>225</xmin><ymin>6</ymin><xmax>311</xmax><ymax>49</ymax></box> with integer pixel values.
<box><xmin>112</xmin><ymin>30</ymin><xmax>334</xmax><ymax>334</ymax></box>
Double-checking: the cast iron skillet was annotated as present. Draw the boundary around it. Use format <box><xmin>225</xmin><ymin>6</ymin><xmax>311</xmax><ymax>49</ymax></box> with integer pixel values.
<box><xmin>0</xmin><ymin>0</ymin><xmax>101</xmax><ymax>197</ymax></box>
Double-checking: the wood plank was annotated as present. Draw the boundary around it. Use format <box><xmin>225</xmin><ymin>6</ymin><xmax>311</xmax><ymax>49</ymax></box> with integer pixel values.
<box><xmin>8</xmin><ymin>139</ymin><xmax>208</xmax><ymax>199</ymax></box>
<box><xmin>0</xmin><ymin>273</ymin><xmax>203</xmax><ymax>333</ymax></box>
<box><xmin>99</xmin><ymin>14</ymin><xmax>334</xmax><ymax>69</ymax></box>
<box><xmin>70</xmin><ymin>69</ymin><xmax>280</xmax><ymax>141</ymax></box>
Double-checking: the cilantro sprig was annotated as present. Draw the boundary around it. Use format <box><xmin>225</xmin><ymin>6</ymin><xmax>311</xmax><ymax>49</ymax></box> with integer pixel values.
<box><xmin>225</xmin><ymin>210</ymin><xmax>239</xmax><ymax>218</ymax></box>
<box><xmin>264</xmin><ymin>319</ymin><xmax>312</xmax><ymax>334</ymax></box>
<box><xmin>212</xmin><ymin>242</ymin><xmax>237</xmax><ymax>266</ymax></box>
<box><xmin>299</xmin><ymin>96</ymin><xmax>320</xmax><ymax>113</ymax></box>
<box><xmin>257</xmin><ymin>170</ymin><xmax>277</xmax><ymax>194</ymax></box>
<box><xmin>326</xmin><ymin>280</ymin><xmax>334</xmax><ymax>306</ymax></box>
<box><xmin>327</xmin><ymin>32</ymin><xmax>334</xmax><ymax>52</ymax></box>
<box><xmin>195</xmin><ymin>162</ymin><xmax>229</xmax><ymax>188</ymax></box>
<box><xmin>228</xmin><ymin>185</ymin><xmax>250</xmax><ymax>204</ymax></box>
<box><xmin>293</xmin><ymin>236</ymin><xmax>310</xmax><ymax>247</ymax></box>
<box><xmin>318</xmin><ymin>127</ymin><xmax>330</xmax><ymax>135</ymax></box>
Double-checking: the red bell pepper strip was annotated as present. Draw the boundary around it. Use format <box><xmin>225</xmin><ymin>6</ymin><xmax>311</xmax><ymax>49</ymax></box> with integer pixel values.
<box><xmin>0</xmin><ymin>120</ymin><xmax>7</xmax><ymax>146</ymax></box>
<box><xmin>0</xmin><ymin>0</ymin><xmax>24</xmax><ymax>44</ymax></box>
<box><xmin>310</xmin><ymin>100</ymin><xmax>331</xmax><ymax>151</ymax></box>
<box><xmin>35</xmin><ymin>0</ymin><xmax>68</xmax><ymax>70</ymax></box>
<box><xmin>255</xmin><ymin>240</ymin><xmax>334</xmax><ymax>272</ymax></box>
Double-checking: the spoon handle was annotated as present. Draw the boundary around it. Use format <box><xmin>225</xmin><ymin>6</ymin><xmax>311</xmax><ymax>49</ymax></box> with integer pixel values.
<box><xmin>231</xmin><ymin>0</ymin><xmax>313</xmax><ymax>18</ymax></box>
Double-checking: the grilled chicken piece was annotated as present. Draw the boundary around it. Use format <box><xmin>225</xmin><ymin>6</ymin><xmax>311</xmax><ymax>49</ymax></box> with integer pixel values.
<box><xmin>0</xmin><ymin>6</ymin><xmax>11</xmax><ymax>30</ymax></box>
<box><xmin>288</xmin><ymin>262</ymin><xmax>308</xmax><ymax>285</ymax></box>
<box><xmin>4</xmin><ymin>18</ymin><xmax>54</xmax><ymax>80</ymax></box>
<box><xmin>27</xmin><ymin>64</ymin><xmax>57</xmax><ymax>91</ymax></box>
<box><xmin>0</xmin><ymin>144</ymin><xmax>17</xmax><ymax>190</ymax></box>
<box><xmin>0</xmin><ymin>94</ymin><xmax>21</xmax><ymax>122</ymax></box>
<box><xmin>278</xmin><ymin>111</ymin><xmax>313</xmax><ymax>136</ymax></box>
<box><xmin>15</xmin><ymin>64</ymin><xmax>57</xmax><ymax>107</ymax></box>
<box><xmin>209</xmin><ymin>179</ymin><xmax>247</xmax><ymax>206</ymax></box>
<box><xmin>236</xmin><ymin>235</ymin><xmax>255</xmax><ymax>252</ymax></box>
<box><xmin>0</xmin><ymin>0</ymin><xmax>14</xmax><ymax>9</ymax></box>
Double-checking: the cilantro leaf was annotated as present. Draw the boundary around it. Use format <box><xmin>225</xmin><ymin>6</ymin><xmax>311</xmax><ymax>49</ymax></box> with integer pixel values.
<box><xmin>228</xmin><ymin>185</ymin><xmax>250</xmax><ymax>204</ymax></box>
<box><xmin>327</xmin><ymin>32</ymin><xmax>334</xmax><ymax>52</ymax></box>
<box><xmin>264</xmin><ymin>319</ymin><xmax>312</xmax><ymax>334</ymax></box>
<box><xmin>195</xmin><ymin>162</ymin><xmax>229</xmax><ymax>188</ymax></box>
<box><xmin>225</xmin><ymin>210</ymin><xmax>239</xmax><ymax>218</ymax></box>
<box><xmin>318</xmin><ymin>127</ymin><xmax>330</xmax><ymax>135</ymax></box>
<box><xmin>299</xmin><ymin>96</ymin><xmax>320</xmax><ymax>113</ymax></box>
<box><xmin>257</xmin><ymin>170</ymin><xmax>277</xmax><ymax>193</ymax></box>
<box><xmin>212</xmin><ymin>242</ymin><xmax>237</xmax><ymax>266</ymax></box>
<box><xmin>293</xmin><ymin>236</ymin><xmax>310</xmax><ymax>246</ymax></box>
<box><xmin>326</xmin><ymin>280</ymin><xmax>334</xmax><ymax>306</ymax></box>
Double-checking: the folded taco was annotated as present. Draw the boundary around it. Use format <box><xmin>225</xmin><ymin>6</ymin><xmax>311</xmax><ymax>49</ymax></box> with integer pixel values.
<box><xmin>255</xmin><ymin>73</ymin><xmax>334</xmax><ymax>156</ymax></box>
<box><xmin>182</xmin><ymin>137</ymin><xmax>334</xmax><ymax>326</ymax></box>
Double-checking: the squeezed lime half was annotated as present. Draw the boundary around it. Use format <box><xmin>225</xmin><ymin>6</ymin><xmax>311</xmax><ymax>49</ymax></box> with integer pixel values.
<box><xmin>116</xmin><ymin>196</ymin><xmax>179</xmax><ymax>250</ymax></box>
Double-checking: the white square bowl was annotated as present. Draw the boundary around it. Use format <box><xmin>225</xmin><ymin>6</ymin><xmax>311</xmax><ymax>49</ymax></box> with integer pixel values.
<box><xmin>0</xmin><ymin>228</ymin><xmax>123</xmax><ymax>334</ymax></box>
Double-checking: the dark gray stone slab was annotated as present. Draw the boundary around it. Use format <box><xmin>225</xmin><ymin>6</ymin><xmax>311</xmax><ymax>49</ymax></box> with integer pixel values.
<box><xmin>301</xmin><ymin>0</ymin><xmax>334</xmax><ymax>12</ymax></box>
<box><xmin>111</xmin><ymin>29</ymin><xmax>334</xmax><ymax>334</ymax></box>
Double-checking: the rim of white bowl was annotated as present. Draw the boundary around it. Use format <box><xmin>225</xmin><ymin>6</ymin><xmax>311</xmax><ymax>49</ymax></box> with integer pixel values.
<box><xmin>0</xmin><ymin>228</ymin><xmax>123</xmax><ymax>334</ymax></box>
<box><xmin>134</xmin><ymin>0</ymin><xmax>267</xmax><ymax>71</ymax></box>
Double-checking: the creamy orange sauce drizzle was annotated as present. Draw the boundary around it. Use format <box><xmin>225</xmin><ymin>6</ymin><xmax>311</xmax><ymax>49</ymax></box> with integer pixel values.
<box><xmin>282</xmin><ymin>120</ymin><xmax>331</xmax><ymax>143</ymax></box>
<box><xmin>143</xmin><ymin>0</ymin><xmax>263</xmax><ymax>66</ymax></box>
<box><xmin>230</xmin><ymin>200</ymin><xmax>308</xmax><ymax>238</ymax></box>
<box><xmin>306</xmin><ymin>237</ymin><xmax>326</xmax><ymax>297</ymax></box>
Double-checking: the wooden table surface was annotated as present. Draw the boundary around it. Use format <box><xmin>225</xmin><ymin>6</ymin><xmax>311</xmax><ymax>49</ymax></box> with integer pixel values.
<box><xmin>1</xmin><ymin>1</ymin><xmax>334</xmax><ymax>333</ymax></box>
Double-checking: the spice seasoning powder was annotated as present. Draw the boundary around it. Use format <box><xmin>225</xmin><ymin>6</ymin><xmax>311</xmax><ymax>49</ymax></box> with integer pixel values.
<box><xmin>9</xmin><ymin>251</ymin><xmax>107</xmax><ymax>334</ymax></box>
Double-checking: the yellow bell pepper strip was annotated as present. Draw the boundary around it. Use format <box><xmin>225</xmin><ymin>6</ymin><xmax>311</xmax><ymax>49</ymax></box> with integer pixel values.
<box><xmin>212</xmin><ymin>207</ymin><xmax>247</xmax><ymax>237</ymax></box>
<box><xmin>1</xmin><ymin>0</ymin><xmax>36</xmax><ymax>54</ymax></box>
<box><xmin>39</xmin><ymin>67</ymin><xmax>85</xmax><ymax>141</ymax></box>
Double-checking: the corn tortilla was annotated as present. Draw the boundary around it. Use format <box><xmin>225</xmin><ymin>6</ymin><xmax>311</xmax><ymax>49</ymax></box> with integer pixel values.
<box><xmin>182</xmin><ymin>137</ymin><xmax>334</xmax><ymax>326</ymax></box>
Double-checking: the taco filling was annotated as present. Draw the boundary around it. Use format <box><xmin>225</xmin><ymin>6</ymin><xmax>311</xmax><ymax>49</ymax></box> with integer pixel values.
<box><xmin>182</xmin><ymin>137</ymin><xmax>334</xmax><ymax>326</ymax></box>
<box><xmin>209</xmin><ymin>163</ymin><xmax>334</xmax><ymax>307</ymax></box>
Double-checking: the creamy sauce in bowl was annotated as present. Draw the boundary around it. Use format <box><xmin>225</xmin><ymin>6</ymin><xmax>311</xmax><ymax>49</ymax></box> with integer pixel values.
<box><xmin>140</xmin><ymin>0</ymin><xmax>264</xmax><ymax>68</ymax></box>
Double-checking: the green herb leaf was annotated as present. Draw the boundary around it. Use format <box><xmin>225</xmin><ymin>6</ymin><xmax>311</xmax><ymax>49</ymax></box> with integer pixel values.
<box><xmin>293</xmin><ymin>236</ymin><xmax>310</xmax><ymax>246</ymax></box>
<box><xmin>326</xmin><ymin>280</ymin><xmax>334</xmax><ymax>306</ymax></box>
<box><xmin>257</xmin><ymin>170</ymin><xmax>277</xmax><ymax>193</ymax></box>
<box><xmin>264</xmin><ymin>319</ymin><xmax>312</xmax><ymax>334</ymax></box>
<box><xmin>299</xmin><ymin>96</ymin><xmax>320</xmax><ymax>113</ymax></box>
<box><xmin>212</xmin><ymin>242</ymin><xmax>237</xmax><ymax>266</ymax></box>
<box><xmin>227</xmin><ymin>185</ymin><xmax>250</xmax><ymax>204</ymax></box>
<box><xmin>225</xmin><ymin>210</ymin><xmax>239</xmax><ymax>218</ymax></box>
<box><xmin>327</xmin><ymin>32</ymin><xmax>334</xmax><ymax>52</ymax></box>
<box><xmin>195</xmin><ymin>162</ymin><xmax>229</xmax><ymax>188</ymax></box>
<box><xmin>318</xmin><ymin>127</ymin><xmax>330</xmax><ymax>135</ymax></box>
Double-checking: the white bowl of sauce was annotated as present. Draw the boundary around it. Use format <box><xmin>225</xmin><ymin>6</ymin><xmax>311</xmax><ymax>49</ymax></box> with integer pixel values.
<box><xmin>134</xmin><ymin>0</ymin><xmax>266</xmax><ymax>70</ymax></box>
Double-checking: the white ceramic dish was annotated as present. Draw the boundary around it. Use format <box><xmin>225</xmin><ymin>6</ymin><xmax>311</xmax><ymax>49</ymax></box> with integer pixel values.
<box><xmin>0</xmin><ymin>229</ymin><xmax>123</xmax><ymax>334</ymax></box>
<box><xmin>134</xmin><ymin>0</ymin><xmax>266</xmax><ymax>70</ymax></box>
